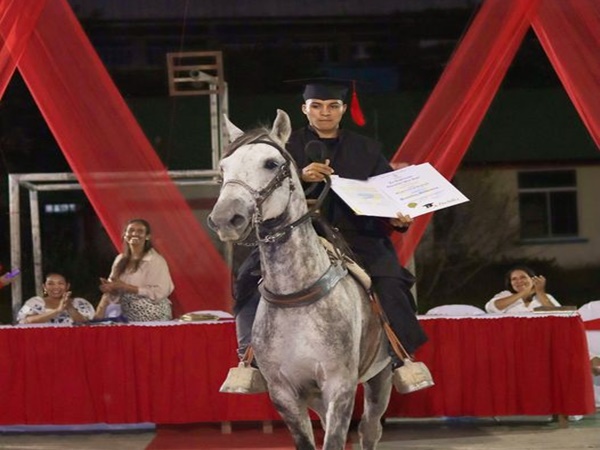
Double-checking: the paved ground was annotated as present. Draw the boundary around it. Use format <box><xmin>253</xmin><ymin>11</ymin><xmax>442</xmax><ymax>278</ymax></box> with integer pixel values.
<box><xmin>374</xmin><ymin>415</ymin><xmax>600</xmax><ymax>449</ymax></box>
<box><xmin>0</xmin><ymin>414</ymin><xmax>598</xmax><ymax>449</ymax></box>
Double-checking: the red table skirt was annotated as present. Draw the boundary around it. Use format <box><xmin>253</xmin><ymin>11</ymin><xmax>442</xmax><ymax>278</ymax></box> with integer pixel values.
<box><xmin>0</xmin><ymin>314</ymin><xmax>595</xmax><ymax>425</ymax></box>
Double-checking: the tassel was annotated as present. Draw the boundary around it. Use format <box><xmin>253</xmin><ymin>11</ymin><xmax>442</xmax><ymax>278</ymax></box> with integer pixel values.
<box><xmin>350</xmin><ymin>81</ymin><xmax>366</xmax><ymax>127</ymax></box>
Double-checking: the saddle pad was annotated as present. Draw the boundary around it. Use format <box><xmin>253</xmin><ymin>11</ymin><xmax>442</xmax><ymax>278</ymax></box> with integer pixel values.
<box><xmin>318</xmin><ymin>237</ymin><xmax>372</xmax><ymax>292</ymax></box>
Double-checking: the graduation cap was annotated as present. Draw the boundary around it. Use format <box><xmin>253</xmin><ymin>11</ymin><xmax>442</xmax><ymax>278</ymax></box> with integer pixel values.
<box><xmin>286</xmin><ymin>77</ymin><xmax>366</xmax><ymax>127</ymax></box>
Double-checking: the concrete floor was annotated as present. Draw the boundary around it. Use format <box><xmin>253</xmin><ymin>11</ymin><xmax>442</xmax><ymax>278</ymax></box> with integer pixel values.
<box><xmin>0</xmin><ymin>414</ymin><xmax>598</xmax><ymax>449</ymax></box>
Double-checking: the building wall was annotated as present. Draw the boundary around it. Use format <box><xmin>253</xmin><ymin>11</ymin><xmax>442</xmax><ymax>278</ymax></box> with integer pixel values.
<box><xmin>454</xmin><ymin>165</ymin><xmax>600</xmax><ymax>268</ymax></box>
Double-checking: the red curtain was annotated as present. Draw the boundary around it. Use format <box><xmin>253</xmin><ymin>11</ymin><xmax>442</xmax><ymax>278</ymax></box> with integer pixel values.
<box><xmin>392</xmin><ymin>0</ymin><xmax>600</xmax><ymax>265</ymax></box>
<box><xmin>0</xmin><ymin>0</ymin><xmax>230</xmax><ymax>315</ymax></box>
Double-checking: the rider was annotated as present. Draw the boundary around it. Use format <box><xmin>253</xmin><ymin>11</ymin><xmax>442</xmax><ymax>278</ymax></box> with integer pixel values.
<box><xmin>232</xmin><ymin>78</ymin><xmax>428</xmax><ymax>388</ymax></box>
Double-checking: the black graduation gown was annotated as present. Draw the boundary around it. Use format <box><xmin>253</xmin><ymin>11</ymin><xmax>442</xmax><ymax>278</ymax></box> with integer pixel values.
<box><xmin>286</xmin><ymin>126</ymin><xmax>428</xmax><ymax>353</ymax></box>
<box><xmin>287</xmin><ymin>126</ymin><xmax>409</xmax><ymax>278</ymax></box>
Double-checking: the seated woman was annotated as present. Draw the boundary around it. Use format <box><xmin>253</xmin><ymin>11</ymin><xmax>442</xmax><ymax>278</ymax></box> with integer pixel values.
<box><xmin>95</xmin><ymin>218</ymin><xmax>174</xmax><ymax>322</ymax></box>
<box><xmin>16</xmin><ymin>272</ymin><xmax>95</xmax><ymax>324</ymax></box>
<box><xmin>485</xmin><ymin>265</ymin><xmax>560</xmax><ymax>313</ymax></box>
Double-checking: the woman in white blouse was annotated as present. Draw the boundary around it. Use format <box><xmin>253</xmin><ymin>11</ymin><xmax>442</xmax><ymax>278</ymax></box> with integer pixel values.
<box><xmin>17</xmin><ymin>272</ymin><xmax>95</xmax><ymax>324</ymax></box>
<box><xmin>95</xmin><ymin>218</ymin><xmax>174</xmax><ymax>321</ymax></box>
<box><xmin>485</xmin><ymin>265</ymin><xmax>560</xmax><ymax>313</ymax></box>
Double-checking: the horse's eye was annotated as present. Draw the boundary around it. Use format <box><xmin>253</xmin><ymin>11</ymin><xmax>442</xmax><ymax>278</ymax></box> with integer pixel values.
<box><xmin>264</xmin><ymin>159</ymin><xmax>279</xmax><ymax>170</ymax></box>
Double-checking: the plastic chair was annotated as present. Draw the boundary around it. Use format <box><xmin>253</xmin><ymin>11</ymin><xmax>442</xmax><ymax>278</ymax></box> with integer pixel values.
<box><xmin>578</xmin><ymin>300</ymin><xmax>600</xmax><ymax>323</ymax></box>
<box><xmin>425</xmin><ymin>304</ymin><xmax>486</xmax><ymax>316</ymax></box>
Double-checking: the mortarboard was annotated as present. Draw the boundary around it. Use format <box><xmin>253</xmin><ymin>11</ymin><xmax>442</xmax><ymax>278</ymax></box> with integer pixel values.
<box><xmin>285</xmin><ymin>77</ymin><xmax>366</xmax><ymax>127</ymax></box>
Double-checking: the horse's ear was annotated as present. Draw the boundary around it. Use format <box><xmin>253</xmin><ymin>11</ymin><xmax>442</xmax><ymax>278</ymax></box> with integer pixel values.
<box><xmin>223</xmin><ymin>114</ymin><xmax>244</xmax><ymax>143</ymax></box>
<box><xmin>271</xmin><ymin>109</ymin><xmax>292</xmax><ymax>145</ymax></box>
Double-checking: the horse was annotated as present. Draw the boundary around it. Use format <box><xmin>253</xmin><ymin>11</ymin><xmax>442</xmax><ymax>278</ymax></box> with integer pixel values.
<box><xmin>208</xmin><ymin>109</ymin><xmax>393</xmax><ymax>450</ymax></box>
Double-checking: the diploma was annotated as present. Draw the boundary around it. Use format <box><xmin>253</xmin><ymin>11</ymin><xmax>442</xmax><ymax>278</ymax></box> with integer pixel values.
<box><xmin>330</xmin><ymin>163</ymin><xmax>469</xmax><ymax>218</ymax></box>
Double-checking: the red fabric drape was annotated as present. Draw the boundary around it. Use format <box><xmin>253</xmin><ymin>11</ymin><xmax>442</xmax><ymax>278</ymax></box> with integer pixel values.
<box><xmin>392</xmin><ymin>0</ymin><xmax>600</xmax><ymax>264</ymax></box>
<box><xmin>533</xmin><ymin>0</ymin><xmax>600</xmax><ymax>149</ymax></box>
<box><xmin>0</xmin><ymin>0</ymin><xmax>230</xmax><ymax>315</ymax></box>
<box><xmin>391</xmin><ymin>0</ymin><xmax>540</xmax><ymax>264</ymax></box>
<box><xmin>0</xmin><ymin>0</ymin><xmax>44</xmax><ymax>98</ymax></box>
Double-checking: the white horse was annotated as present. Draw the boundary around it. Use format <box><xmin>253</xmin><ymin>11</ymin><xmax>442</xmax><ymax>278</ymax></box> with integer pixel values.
<box><xmin>208</xmin><ymin>110</ymin><xmax>393</xmax><ymax>450</ymax></box>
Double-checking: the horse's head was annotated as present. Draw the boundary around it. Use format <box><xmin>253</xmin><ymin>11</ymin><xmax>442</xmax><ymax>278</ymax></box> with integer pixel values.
<box><xmin>208</xmin><ymin>109</ymin><xmax>302</xmax><ymax>242</ymax></box>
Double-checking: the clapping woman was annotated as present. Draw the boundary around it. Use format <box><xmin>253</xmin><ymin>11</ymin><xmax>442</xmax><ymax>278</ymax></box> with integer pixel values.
<box><xmin>485</xmin><ymin>265</ymin><xmax>560</xmax><ymax>313</ymax></box>
<box><xmin>16</xmin><ymin>272</ymin><xmax>95</xmax><ymax>324</ymax></box>
<box><xmin>95</xmin><ymin>219</ymin><xmax>174</xmax><ymax>322</ymax></box>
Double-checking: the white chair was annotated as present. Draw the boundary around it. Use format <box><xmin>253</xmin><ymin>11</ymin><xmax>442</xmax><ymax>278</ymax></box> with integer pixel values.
<box><xmin>578</xmin><ymin>301</ymin><xmax>600</xmax><ymax>408</ymax></box>
<box><xmin>425</xmin><ymin>304</ymin><xmax>486</xmax><ymax>316</ymax></box>
<box><xmin>578</xmin><ymin>300</ymin><xmax>600</xmax><ymax>323</ymax></box>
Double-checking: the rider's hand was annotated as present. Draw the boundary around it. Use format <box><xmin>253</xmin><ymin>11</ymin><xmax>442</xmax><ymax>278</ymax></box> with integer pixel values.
<box><xmin>301</xmin><ymin>160</ymin><xmax>334</xmax><ymax>182</ymax></box>
<box><xmin>390</xmin><ymin>213</ymin><xmax>413</xmax><ymax>231</ymax></box>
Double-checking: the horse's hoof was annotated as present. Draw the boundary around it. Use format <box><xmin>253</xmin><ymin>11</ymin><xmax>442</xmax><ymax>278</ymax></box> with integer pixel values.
<box><xmin>219</xmin><ymin>364</ymin><xmax>269</xmax><ymax>394</ymax></box>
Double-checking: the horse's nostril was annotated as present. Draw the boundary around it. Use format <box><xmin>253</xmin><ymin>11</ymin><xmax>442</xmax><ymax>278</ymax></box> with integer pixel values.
<box><xmin>231</xmin><ymin>214</ymin><xmax>246</xmax><ymax>228</ymax></box>
<box><xmin>206</xmin><ymin>215</ymin><xmax>217</xmax><ymax>231</ymax></box>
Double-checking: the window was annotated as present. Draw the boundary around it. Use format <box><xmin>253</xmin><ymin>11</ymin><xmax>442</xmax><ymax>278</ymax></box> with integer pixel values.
<box><xmin>44</xmin><ymin>203</ymin><xmax>78</xmax><ymax>214</ymax></box>
<box><xmin>518</xmin><ymin>170</ymin><xmax>578</xmax><ymax>239</ymax></box>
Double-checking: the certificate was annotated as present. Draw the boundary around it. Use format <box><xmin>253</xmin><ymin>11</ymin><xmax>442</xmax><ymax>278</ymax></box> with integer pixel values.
<box><xmin>330</xmin><ymin>163</ymin><xmax>469</xmax><ymax>218</ymax></box>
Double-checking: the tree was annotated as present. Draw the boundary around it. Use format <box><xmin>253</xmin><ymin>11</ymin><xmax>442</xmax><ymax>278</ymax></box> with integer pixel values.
<box><xmin>414</xmin><ymin>169</ymin><xmax>521</xmax><ymax>310</ymax></box>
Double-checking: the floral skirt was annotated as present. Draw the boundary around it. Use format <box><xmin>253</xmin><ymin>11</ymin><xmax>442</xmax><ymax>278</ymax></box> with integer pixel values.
<box><xmin>120</xmin><ymin>294</ymin><xmax>172</xmax><ymax>322</ymax></box>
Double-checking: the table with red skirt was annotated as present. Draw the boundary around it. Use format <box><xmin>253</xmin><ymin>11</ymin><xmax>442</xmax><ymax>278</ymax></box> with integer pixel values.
<box><xmin>0</xmin><ymin>313</ymin><xmax>595</xmax><ymax>425</ymax></box>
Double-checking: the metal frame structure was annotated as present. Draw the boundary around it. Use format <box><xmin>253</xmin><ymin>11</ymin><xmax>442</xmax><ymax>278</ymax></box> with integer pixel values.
<box><xmin>166</xmin><ymin>50</ymin><xmax>228</xmax><ymax>170</ymax></box>
<box><xmin>8</xmin><ymin>171</ymin><xmax>223</xmax><ymax>320</ymax></box>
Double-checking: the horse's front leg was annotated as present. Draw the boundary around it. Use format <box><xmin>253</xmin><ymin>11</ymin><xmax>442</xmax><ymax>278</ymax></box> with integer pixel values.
<box><xmin>359</xmin><ymin>365</ymin><xmax>393</xmax><ymax>450</ymax></box>
<box><xmin>321</xmin><ymin>382</ymin><xmax>358</xmax><ymax>450</ymax></box>
<box><xmin>269</xmin><ymin>389</ymin><xmax>316</xmax><ymax>450</ymax></box>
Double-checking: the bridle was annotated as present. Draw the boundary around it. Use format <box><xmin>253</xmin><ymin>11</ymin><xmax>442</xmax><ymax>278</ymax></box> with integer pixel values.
<box><xmin>219</xmin><ymin>138</ymin><xmax>330</xmax><ymax>245</ymax></box>
<box><xmin>214</xmin><ymin>136</ymin><xmax>345</xmax><ymax>308</ymax></box>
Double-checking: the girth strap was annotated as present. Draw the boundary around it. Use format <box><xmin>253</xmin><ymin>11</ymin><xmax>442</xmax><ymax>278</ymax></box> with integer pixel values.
<box><xmin>259</xmin><ymin>263</ymin><xmax>348</xmax><ymax>307</ymax></box>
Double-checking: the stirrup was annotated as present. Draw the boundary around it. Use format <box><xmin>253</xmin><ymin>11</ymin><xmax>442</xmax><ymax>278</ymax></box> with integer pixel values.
<box><xmin>219</xmin><ymin>361</ymin><xmax>268</xmax><ymax>394</ymax></box>
<box><xmin>392</xmin><ymin>359</ymin><xmax>435</xmax><ymax>394</ymax></box>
